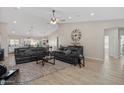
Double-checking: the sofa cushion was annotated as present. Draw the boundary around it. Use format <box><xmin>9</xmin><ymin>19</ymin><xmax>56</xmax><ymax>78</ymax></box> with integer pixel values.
<box><xmin>24</xmin><ymin>49</ymin><xmax>33</xmax><ymax>55</ymax></box>
<box><xmin>64</xmin><ymin>49</ymin><xmax>71</xmax><ymax>55</ymax></box>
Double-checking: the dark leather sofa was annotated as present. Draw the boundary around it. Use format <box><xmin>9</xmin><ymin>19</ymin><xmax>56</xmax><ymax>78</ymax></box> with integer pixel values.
<box><xmin>14</xmin><ymin>47</ymin><xmax>48</xmax><ymax>64</ymax></box>
<box><xmin>0</xmin><ymin>65</ymin><xmax>7</xmax><ymax>77</ymax></box>
<box><xmin>54</xmin><ymin>46</ymin><xmax>85</xmax><ymax>66</ymax></box>
<box><xmin>0</xmin><ymin>49</ymin><xmax>4</xmax><ymax>61</ymax></box>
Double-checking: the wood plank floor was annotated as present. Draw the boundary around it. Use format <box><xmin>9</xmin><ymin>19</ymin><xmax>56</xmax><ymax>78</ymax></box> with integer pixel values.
<box><xmin>1</xmin><ymin>54</ymin><xmax>124</xmax><ymax>85</ymax></box>
<box><xmin>27</xmin><ymin>57</ymin><xmax>124</xmax><ymax>85</ymax></box>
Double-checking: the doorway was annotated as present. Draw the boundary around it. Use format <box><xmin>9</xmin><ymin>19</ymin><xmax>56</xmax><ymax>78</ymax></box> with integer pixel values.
<box><xmin>104</xmin><ymin>35</ymin><xmax>109</xmax><ymax>59</ymax></box>
<box><xmin>120</xmin><ymin>36</ymin><xmax>124</xmax><ymax>56</ymax></box>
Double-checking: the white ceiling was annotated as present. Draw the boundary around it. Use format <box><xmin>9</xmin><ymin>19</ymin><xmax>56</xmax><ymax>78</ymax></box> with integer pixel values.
<box><xmin>0</xmin><ymin>7</ymin><xmax>124</xmax><ymax>37</ymax></box>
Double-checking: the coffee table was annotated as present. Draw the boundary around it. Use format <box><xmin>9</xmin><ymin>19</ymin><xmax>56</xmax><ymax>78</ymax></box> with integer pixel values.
<box><xmin>42</xmin><ymin>55</ymin><xmax>55</xmax><ymax>66</ymax></box>
<box><xmin>36</xmin><ymin>53</ymin><xmax>55</xmax><ymax>66</ymax></box>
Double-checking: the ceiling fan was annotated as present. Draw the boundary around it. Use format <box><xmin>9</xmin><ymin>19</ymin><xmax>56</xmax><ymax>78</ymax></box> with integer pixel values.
<box><xmin>50</xmin><ymin>10</ymin><xmax>56</xmax><ymax>24</ymax></box>
<box><xmin>50</xmin><ymin>10</ymin><xmax>66</xmax><ymax>24</ymax></box>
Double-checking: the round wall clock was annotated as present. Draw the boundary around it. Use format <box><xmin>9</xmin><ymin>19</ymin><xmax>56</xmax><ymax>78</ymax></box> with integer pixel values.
<box><xmin>71</xmin><ymin>29</ymin><xmax>81</xmax><ymax>43</ymax></box>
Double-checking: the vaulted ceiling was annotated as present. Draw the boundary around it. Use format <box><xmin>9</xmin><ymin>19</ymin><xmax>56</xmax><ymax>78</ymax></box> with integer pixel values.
<box><xmin>0</xmin><ymin>7</ymin><xmax>124</xmax><ymax>37</ymax></box>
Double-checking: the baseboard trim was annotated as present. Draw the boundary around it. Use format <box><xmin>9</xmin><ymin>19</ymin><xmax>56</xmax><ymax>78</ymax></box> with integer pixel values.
<box><xmin>85</xmin><ymin>57</ymin><xmax>104</xmax><ymax>61</ymax></box>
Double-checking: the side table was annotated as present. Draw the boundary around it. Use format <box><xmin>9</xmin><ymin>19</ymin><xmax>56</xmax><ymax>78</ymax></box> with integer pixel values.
<box><xmin>79</xmin><ymin>55</ymin><xmax>85</xmax><ymax>68</ymax></box>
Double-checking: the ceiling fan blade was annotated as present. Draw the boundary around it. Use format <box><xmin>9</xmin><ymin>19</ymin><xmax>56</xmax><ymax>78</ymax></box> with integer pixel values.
<box><xmin>56</xmin><ymin>18</ymin><xmax>66</xmax><ymax>23</ymax></box>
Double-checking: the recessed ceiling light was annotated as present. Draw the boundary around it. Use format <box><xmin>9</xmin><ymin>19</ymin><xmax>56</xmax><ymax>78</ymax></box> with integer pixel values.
<box><xmin>12</xmin><ymin>31</ymin><xmax>15</xmax><ymax>34</ymax></box>
<box><xmin>90</xmin><ymin>13</ymin><xmax>95</xmax><ymax>16</ymax></box>
<box><xmin>68</xmin><ymin>16</ymin><xmax>72</xmax><ymax>19</ymax></box>
<box><xmin>17</xmin><ymin>7</ymin><xmax>21</xmax><ymax>10</ymax></box>
<box><xmin>13</xmin><ymin>21</ymin><xmax>16</xmax><ymax>24</ymax></box>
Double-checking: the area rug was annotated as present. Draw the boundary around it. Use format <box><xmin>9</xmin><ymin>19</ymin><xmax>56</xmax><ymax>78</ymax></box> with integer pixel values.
<box><xmin>9</xmin><ymin>60</ymin><xmax>71</xmax><ymax>84</ymax></box>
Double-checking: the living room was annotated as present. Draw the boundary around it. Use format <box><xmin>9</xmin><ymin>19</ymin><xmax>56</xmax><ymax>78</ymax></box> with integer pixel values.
<box><xmin>0</xmin><ymin>7</ymin><xmax>124</xmax><ymax>85</ymax></box>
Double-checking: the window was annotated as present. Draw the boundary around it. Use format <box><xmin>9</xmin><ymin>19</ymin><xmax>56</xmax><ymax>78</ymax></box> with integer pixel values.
<box><xmin>9</xmin><ymin>39</ymin><xmax>19</xmax><ymax>46</ymax></box>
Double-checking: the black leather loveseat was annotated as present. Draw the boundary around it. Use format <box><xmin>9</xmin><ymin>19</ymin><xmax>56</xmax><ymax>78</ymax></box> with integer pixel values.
<box><xmin>0</xmin><ymin>49</ymin><xmax>4</xmax><ymax>61</ymax></box>
<box><xmin>53</xmin><ymin>46</ymin><xmax>85</xmax><ymax>67</ymax></box>
<box><xmin>14</xmin><ymin>47</ymin><xmax>48</xmax><ymax>64</ymax></box>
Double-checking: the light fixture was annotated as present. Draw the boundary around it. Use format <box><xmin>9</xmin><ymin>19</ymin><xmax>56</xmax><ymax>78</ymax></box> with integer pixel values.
<box><xmin>90</xmin><ymin>13</ymin><xmax>95</xmax><ymax>16</ymax></box>
<box><xmin>17</xmin><ymin>7</ymin><xmax>21</xmax><ymax>10</ymax></box>
<box><xmin>12</xmin><ymin>31</ymin><xmax>15</xmax><ymax>34</ymax></box>
<box><xmin>68</xmin><ymin>16</ymin><xmax>72</xmax><ymax>19</ymax></box>
<box><xmin>13</xmin><ymin>21</ymin><xmax>16</xmax><ymax>24</ymax></box>
<box><xmin>50</xmin><ymin>10</ymin><xmax>57</xmax><ymax>24</ymax></box>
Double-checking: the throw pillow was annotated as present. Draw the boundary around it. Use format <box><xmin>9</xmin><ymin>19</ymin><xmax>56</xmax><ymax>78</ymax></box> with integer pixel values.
<box><xmin>64</xmin><ymin>49</ymin><xmax>71</xmax><ymax>55</ymax></box>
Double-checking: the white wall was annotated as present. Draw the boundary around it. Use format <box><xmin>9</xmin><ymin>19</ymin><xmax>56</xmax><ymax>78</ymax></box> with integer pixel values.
<box><xmin>0</xmin><ymin>23</ymin><xmax>8</xmax><ymax>57</ymax></box>
<box><xmin>48</xmin><ymin>19</ymin><xmax>124</xmax><ymax>61</ymax></box>
<box><xmin>47</xmin><ymin>31</ymin><xmax>59</xmax><ymax>50</ymax></box>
